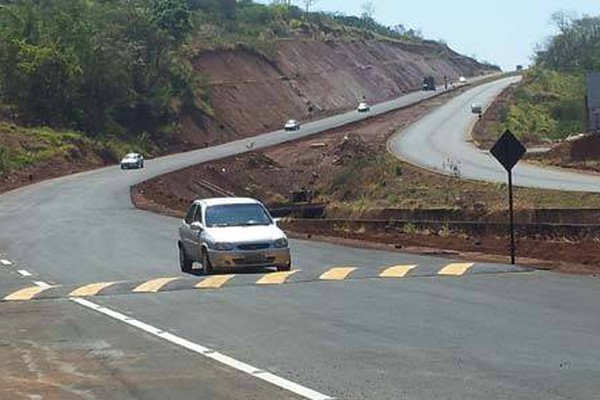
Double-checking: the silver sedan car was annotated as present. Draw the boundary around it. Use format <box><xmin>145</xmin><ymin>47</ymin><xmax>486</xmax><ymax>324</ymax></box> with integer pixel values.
<box><xmin>178</xmin><ymin>197</ymin><xmax>291</xmax><ymax>274</ymax></box>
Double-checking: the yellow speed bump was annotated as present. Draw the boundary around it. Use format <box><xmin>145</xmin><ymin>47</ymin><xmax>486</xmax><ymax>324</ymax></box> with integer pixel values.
<box><xmin>379</xmin><ymin>265</ymin><xmax>416</xmax><ymax>278</ymax></box>
<box><xmin>319</xmin><ymin>267</ymin><xmax>357</xmax><ymax>281</ymax></box>
<box><xmin>438</xmin><ymin>263</ymin><xmax>474</xmax><ymax>276</ymax></box>
<box><xmin>133</xmin><ymin>277</ymin><xmax>179</xmax><ymax>293</ymax></box>
<box><xmin>69</xmin><ymin>282</ymin><xmax>117</xmax><ymax>297</ymax></box>
<box><xmin>196</xmin><ymin>275</ymin><xmax>235</xmax><ymax>289</ymax></box>
<box><xmin>256</xmin><ymin>270</ymin><xmax>299</xmax><ymax>285</ymax></box>
<box><xmin>4</xmin><ymin>286</ymin><xmax>52</xmax><ymax>301</ymax></box>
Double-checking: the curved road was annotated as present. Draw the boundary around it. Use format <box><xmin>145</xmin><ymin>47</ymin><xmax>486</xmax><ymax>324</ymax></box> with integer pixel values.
<box><xmin>0</xmin><ymin>80</ymin><xmax>599</xmax><ymax>399</ymax></box>
<box><xmin>389</xmin><ymin>76</ymin><xmax>600</xmax><ymax>192</ymax></box>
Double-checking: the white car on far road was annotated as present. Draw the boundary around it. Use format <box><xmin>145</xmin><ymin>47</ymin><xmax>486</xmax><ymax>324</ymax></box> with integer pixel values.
<box><xmin>357</xmin><ymin>102</ymin><xmax>370</xmax><ymax>112</ymax></box>
<box><xmin>120</xmin><ymin>153</ymin><xmax>144</xmax><ymax>169</ymax></box>
<box><xmin>284</xmin><ymin>119</ymin><xmax>300</xmax><ymax>131</ymax></box>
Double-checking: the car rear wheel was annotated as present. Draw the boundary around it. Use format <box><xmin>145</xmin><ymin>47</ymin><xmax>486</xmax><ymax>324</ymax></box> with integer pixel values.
<box><xmin>179</xmin><ymin>244</ymin><xmax>193</xmax><ymax>272</ymax></box>
<box><xmin>201</xmin><ymin>249</ymin><xmax>213</xmax><ymax>275</ymax></box>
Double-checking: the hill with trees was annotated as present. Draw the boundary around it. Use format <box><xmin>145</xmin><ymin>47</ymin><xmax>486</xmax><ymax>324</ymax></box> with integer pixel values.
<box><xmin>0</xmin><ymin>0</ymin><xmax>496</xmax><ymax>187</ymax></box>
<box><xmin>492</xmin><ymin>12</ymin><xmax>600</xmax><ymax>142</ymax></box>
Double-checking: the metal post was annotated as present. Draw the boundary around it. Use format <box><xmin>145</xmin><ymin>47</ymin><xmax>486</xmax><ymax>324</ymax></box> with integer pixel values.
<box><xmin>508</xmin><ymin>171</ymin><xmax>515</xmax><ymax>264</ymax></box>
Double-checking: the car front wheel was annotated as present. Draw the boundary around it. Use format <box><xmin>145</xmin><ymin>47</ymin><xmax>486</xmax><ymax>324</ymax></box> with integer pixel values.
<box><xmin>179</xmin><ymin>244</ymin><xmax>193</xmax><ymax>273</ymax></box>
<box><xmin>277</xmin><ymin>263</ymin><xmax>291</xmax><ymax>272</ymax></box>
<box><xmin>201</xmin><ymin>249</ymin><xmax>213</xmax><ymax>275</ymax></box>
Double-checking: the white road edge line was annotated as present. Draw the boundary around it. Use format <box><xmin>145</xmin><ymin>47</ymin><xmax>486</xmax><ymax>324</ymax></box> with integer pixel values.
<box><xmin>70</xmin><ymin>297</ymin><xmax>334</xmax><ymax>400</ymax></box>
<box><xmin>0</xmin><ymin>259</ymin><xmax>13</xmax><ymax>266</ymax></box>
<box><xmin>17</xmin><ymin>269</ymin><xmax>32</xmax><ymax>277</ymax></box>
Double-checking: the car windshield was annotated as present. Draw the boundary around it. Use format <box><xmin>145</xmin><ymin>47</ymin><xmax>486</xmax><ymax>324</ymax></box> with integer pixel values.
<box><xmin>205</xmin><ymin>203</ymin><xmax>272</xmax><ymax>227</ymax></box>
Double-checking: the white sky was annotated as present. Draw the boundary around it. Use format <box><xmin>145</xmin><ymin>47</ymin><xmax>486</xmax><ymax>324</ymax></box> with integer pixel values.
<box><xmin>258</xmin><ymin>0</ymin><xmax>600</xmax><ymax>71</ymax></box>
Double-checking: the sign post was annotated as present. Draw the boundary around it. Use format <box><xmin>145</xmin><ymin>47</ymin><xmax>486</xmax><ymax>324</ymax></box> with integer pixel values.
<box><xmin>490</xmin><ymin>130</ymin><xmax>526</xmax><ymax>264</ymax></box>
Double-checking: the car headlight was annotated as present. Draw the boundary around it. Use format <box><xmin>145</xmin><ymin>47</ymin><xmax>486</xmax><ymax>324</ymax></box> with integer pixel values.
<box><xmin>274</xmin><ymin>237</ymin><xmax>288</xmax><ymax>248</ymax></box>
<box><xmin>211</xmin><ymin>242</ymin><xmax>234</xmax><ymax>251</ymax></box>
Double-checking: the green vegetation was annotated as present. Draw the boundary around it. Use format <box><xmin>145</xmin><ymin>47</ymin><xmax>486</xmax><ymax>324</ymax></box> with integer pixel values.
<box><xmin>494</xmin><ymin>13</ymin><xmax>600</xmax><ymax>141</ymax></box>
<box><xmin>0</xmin><ymin>0</ymin><xmax>197</xmax><ymax>142</ymax></box>
<box><xmin>0</xmin><ymin>0</ymin><xmax>430</xmax><ymax>178</ymax></box>
<box><xmin>0</xmin><ymin>122</ymin><xmax>141</xmax><ymax>176</ymax></box>
<box><xmin>497</xmin><ymin>68</ymin><xmax>586</xmax><ymax>140</ymax></box>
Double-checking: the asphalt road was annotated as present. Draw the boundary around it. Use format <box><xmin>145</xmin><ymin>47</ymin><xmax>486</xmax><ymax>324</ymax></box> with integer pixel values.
<box><xmin>1</xmin><ymin>78</ymin><xmax>599</xmax><ymax>399</ymax></box>
<box><xmin>389</xmin><ymin>76</ymin><xmax>600</xmax><ymax>192</ymax></box>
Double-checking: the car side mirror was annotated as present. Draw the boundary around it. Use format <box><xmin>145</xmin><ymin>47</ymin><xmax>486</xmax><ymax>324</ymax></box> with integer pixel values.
<box><xmin>190</xmin><ymin>222</ymin><xmax>204</xmax><ymax>231</ymax></box>
<box><xmin>273</xmin><ymin>218</ymin><xmax>281</xmax><ymax>225</ymax></box>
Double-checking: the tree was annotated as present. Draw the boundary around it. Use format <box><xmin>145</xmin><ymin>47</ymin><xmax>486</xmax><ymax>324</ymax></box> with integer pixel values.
<box><xmin>303</xmin><ymin>0</ymin><xmax>316</xmax><ymax>16</ymax></box>
<box><xmin>151</xmin><ymin>0</ymin><xmax>192</xmax><ymax>44</ymax></box>
<box><xmin>361</xmin><ymin>1</ymin><xmax>374</xmax><ymax>20</ymax></box>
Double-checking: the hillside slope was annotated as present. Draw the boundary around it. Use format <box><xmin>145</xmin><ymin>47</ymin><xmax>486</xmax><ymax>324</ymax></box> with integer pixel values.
<box><xmin>181</xmin><ymin>38</ymin><xmax>497</xmax><ymax>144</ymax></box>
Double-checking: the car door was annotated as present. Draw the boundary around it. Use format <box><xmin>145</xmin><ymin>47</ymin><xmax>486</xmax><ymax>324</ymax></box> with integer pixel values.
<box><xmin>188</xmin><ymin>204</ymin><xmax>204</xmax><ymax>256</ymax></box>
<box><xmin>180</xmin><ymin>204</ymin><xmax>197</xmax><ymax>256</ymax></box>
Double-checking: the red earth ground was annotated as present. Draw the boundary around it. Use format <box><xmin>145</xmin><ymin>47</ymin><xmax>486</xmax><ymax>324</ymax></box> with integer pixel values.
<box><xmin>133</xmin><ymin>89</ymin><xmax>600</xmax><ymax>275</ymax></box>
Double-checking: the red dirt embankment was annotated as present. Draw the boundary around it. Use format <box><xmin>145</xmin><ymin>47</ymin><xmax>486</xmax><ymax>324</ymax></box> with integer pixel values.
<box><xmin>180</xmin><ymin>39</ymin><xmax>495</xmax><ymax>146</ymax></box>
<box><xmin>2</xmin><ymin>38</ymin><xmax>493</xmax><ymax>193</ymax></box>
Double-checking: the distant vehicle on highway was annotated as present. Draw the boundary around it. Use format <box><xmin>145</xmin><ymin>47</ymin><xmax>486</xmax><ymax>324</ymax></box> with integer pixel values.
<box><xmin>459</xmin><ymin>76</ymin><xmax>467</xmax><ymax>84</ymax></box>
<box><xmin>357</xmin><ymin>102</ymin><xmax>370</xmax><ymax>112</ymax></box>
<box><xmin>178</xmin><ymin>197</ymin><xmax>291</xmax><ymax>274</ymax></box>
<box><xmin>284</xmin><ymin>119</ymin><xmax>300</xmax><ymax>131</ymax></box>
<box><xmin>422</xmin><ymin>76</ymin><xmax>436</xmax><ymax>91</ymax></box>
<box><xmin>471</xmin><ymin>103</ymin><xmax>483</xmax><ymax>114</ymax></box>
<box><xmin>120</xmin><ymin>153</ymin><xmax>144</xmax><ymax>169</ymax></box>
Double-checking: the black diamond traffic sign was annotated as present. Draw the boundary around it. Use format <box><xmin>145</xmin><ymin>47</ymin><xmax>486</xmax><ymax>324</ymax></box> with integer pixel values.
<box><xmin>490</xmin><ymin>130</ymin><xmax>526</xmax><ymax>172</ymax></box>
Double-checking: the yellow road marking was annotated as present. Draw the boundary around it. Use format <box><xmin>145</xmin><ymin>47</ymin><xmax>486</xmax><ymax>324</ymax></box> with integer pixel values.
<box><xmin>256</xmin><ymin>270</ymin><xmax>299</xmax><ymax>285</ymax></box>
<box><xmin>69</xmin><ymin>282</ymin><xmax>117</xmax><ymax>297</ymax></box>
<box><xmin>4</xmin><ymin>286</ymin><xmax>52</xmax><ymax>301</ymax></box>
<box><xmin>379</xmin><ymin>265</ymin><xmax>416</xmax><ymax>278</ymax></box>
<box><xmin>133</xmin><ymin>277</ymin><xmax>179</xmax><ymax>293</ymax></box>
<box><xmin>319</xmin><ymin>267</ymin><xmax>357</xmax><ymax>281</ymax></box>
<box><xmin>438</xmin><ymin>263</ymin><xmax>474</xmax><ymax>276</ymax></box>
<box><xmin>196</xmin><ymin>275</ymin><xmax>235</xmax><ymax>289</ymax></box>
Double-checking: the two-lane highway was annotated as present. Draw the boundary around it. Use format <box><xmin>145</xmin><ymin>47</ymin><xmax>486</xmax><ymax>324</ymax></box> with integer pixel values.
<box><xmin>1</xmin><ymin>78</ymin><xmax>600</xmax><ymax>399</ymax></box>
<box><xmin>389</xmin><ymin>76</ymin><xmax>600</xmax><ymax>192</ymax></box>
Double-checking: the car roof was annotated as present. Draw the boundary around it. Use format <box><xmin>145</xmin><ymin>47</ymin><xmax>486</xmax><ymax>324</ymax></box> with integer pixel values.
<box><xmin>124</xmin><ymin>153</ymin><xmax>140</xmax><ymax>157</ymax></box>
<box><xmin>194</xmin><ymin>197</ymin><xmax>262</xmax><ymax>207</ymax></box>
<box><xmin>286</xmin><ymin>119</ymin><xmax>297</xmax><ymax>123</ymax></box>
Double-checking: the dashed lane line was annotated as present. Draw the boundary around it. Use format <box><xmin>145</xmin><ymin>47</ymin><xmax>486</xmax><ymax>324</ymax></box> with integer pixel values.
<box><xmin>0</xmin><ymin>259</ymin><xmax>13</xmax><ymax>266</ymax></box>
<box><xmin>71</xmin><ymin>297</ymin><xmax>334</xmax><ymax>400</ymax></box>
<box><xmin>70</xmin><ymin>282</ymin><xmax>118</xmax><ymax>297</ymax></box>
<box><xmin>17</xmin><ymin>269</ymin><xmax>32</xmax><ymax>277</ymax></box>
<box><xmin>195</xmin><ymin>274</ymin><xmax>235</xmax><ymax>289</ymax></box>
<box><xmin>133</xmin><ymin>277</ymin><xmax>180</xmax><ymax>293</ymax></box>
<box><xmin>438</xmin><ymin>262</ymin><xmax>474</xmax><ymax>276</ymax></box>
<box><xmin>319</xmin><ymin>267</ymin><xmax>357</xmax><ymax>281</ymax></box>
<box><xmin>257</xmin><ymin>270</ymin><xmax>299</xmax><ymax>285</ymax></box>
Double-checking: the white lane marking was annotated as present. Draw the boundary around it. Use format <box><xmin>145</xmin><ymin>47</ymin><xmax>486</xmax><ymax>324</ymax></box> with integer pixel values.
<box><xmin>34</xmin><ymin>281</ymin><xmax>52</xmax><ymax>289</ymax></box>
<box><xmin>17</xmin><ymin>269</ymin><xmax>32</xmax><ymax>277</ymax></box>
<box><xmin>0</xmin><ymin>259</ymin><xmax>13</xmax><ymax>266</ymax></box>
<box><xmin>71</xmin><ymin>298</ymin><xmax>333</xmax><ymax>400</ymax></box>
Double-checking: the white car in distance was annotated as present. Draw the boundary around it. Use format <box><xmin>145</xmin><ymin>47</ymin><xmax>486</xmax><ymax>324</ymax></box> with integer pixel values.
<box><xmin>284</xmin><ymin>119</ymin><xmax>300</xmax><ymax>131</ymax></box>
<box><xmin>120</xmin><ymin>153</ymin><xmax>144</xmax><ymax>169</ymax></box>
<box><xmin>357</xmin><ymin>102</ymin><xmax>370</xmax><ymax>113</ymax></box>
